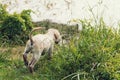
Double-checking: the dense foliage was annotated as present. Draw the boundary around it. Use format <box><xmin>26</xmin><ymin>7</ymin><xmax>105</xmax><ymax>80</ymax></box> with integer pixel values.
<box><xmin>0</xmin><ymin>4</ymin><xmax>33</xmax><ymax>45</ymax></box>
<box><xmin>0</xmin><ymin>18</ymin><xmax>120</xmax><ymax>80</ymax></box>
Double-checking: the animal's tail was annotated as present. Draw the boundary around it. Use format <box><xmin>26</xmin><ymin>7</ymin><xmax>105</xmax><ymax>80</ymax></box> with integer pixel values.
<box><xmin>29</xmin><ymin>27</ymin><xmax>44</xmax><ymax>45</ymax></box>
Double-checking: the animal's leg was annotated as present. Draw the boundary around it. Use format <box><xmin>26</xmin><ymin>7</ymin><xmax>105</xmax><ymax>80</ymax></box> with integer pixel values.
<box><xmin>28</xmin><ymin>52</ymin><xmax>41</xmax><ymax>73</ymax></box>
<box><xmin>23</xmin><ymin>46</ymin><xmax>32</xmax><ymax>67</ymax></box>
<box><xmin>48</xmin><ymin>46</ymin><xmax>53</xmax><ymax>60</ymax></box>
<box><xmin>28</xmin><ymin>57</ymin><xmax>36</xmax><ymax>73</ymax></box>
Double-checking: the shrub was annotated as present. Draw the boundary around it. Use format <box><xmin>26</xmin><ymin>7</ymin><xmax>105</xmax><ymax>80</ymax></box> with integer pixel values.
<box><xmin>0</xmin><ymin>9</ymin><xmax>33</xmax><ymax>45</ymax></box>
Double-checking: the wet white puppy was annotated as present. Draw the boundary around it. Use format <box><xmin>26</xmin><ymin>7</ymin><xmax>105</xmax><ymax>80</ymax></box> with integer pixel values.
<box><xmin>23</xmin><ymin>27</ymin><xmax>61</xmax><ymax>73</ymax></box>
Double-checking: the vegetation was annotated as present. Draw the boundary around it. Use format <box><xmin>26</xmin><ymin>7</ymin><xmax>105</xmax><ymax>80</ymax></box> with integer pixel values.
<box><xmin>0</xmin><ymin>4</ymin><xmax>33</xmax><ymax>45</ymax></box>
<box><xmin>0</xmin><ymin>3</ymin><xmax>120</xmax><ymax>80</ymax></box>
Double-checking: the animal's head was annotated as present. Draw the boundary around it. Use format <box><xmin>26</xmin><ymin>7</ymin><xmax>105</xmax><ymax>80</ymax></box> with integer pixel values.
<box><xmin>48</xmin><ymin>28</ymin><xmax>62</xmax><ymax>44</ymax></box>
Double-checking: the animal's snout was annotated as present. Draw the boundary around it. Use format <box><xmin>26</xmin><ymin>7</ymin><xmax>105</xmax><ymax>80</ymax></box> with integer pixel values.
<box><xmin>55</xmin><ymin>39</ymin><xmax>60</xmax><ymax>44</ymax></box>
<box><xmin>55</xmin><ymin>41</ymin><xmax>59</xmax><ymax>44</ymax></box>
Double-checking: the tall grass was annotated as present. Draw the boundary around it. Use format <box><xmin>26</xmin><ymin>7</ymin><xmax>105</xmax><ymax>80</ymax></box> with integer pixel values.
<box><xmin>1</xmin><ymin>19</ymin><xmax>120</xmax><ymax>80</ymax></box>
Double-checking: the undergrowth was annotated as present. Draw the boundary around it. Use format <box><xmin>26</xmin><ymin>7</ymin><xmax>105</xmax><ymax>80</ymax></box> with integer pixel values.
<box><xmin>1</xmin><ymin>19</ymin><xmax>120</xmax><ymax>80</ymax></box>
<box><xmin>0</xmin><ymin>2</ymin><xmax>120</xmax><ymax>80</ymax></box>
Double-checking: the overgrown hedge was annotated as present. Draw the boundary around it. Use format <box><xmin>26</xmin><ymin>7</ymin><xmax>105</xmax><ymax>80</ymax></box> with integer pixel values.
<box><xmin>34</xmin><ymin>19</ymin><xmax>120</xmax><ymax>80</ymax></box>
<box><xmin>0</xmin><ymin>4</ymin><xmax>33</xmax><ymax>45</ymax></box>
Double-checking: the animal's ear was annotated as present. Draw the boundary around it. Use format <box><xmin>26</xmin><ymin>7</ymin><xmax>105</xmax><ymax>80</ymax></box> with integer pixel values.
<box><xmin>54</xmin><ymin>33</ymin><xmax>58</xmax><ymax>40</ymax></box>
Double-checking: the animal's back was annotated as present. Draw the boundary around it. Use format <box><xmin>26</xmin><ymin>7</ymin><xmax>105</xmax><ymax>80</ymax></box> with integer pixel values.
<box><xmin>32</xmin><ymin>34</ymin><xmax>54</xmax><ymax>50</ymax></box>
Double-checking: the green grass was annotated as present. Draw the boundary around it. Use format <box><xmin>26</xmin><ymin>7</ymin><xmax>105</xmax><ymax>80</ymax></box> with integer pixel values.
<box><xmin>1</xmin><ymin>20</ymin><xmax>120</xmax><ymax>80</ymax></box>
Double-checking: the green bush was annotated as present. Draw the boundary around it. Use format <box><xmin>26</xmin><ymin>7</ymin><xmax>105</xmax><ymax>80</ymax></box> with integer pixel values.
<box><xmin>76</xmin><ymin>19</ymin><xmax>120</xmax><ymax>80</ymax></box>
<box><xmin>21</xmin><ymin>10</ymin><xmax>33</xmax><ymax>30</ymax></box>
<box><xmin>0</xmin><ymin>9</ymin><xmax>33</xmax><ymax>45</ymax></box>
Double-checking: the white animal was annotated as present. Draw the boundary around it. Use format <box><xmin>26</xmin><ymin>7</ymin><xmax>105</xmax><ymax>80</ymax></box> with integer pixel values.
<box><xmin>23</xmin><ymin>27</ymin><xmax>61</xmax><ymax>73</ymax></box>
